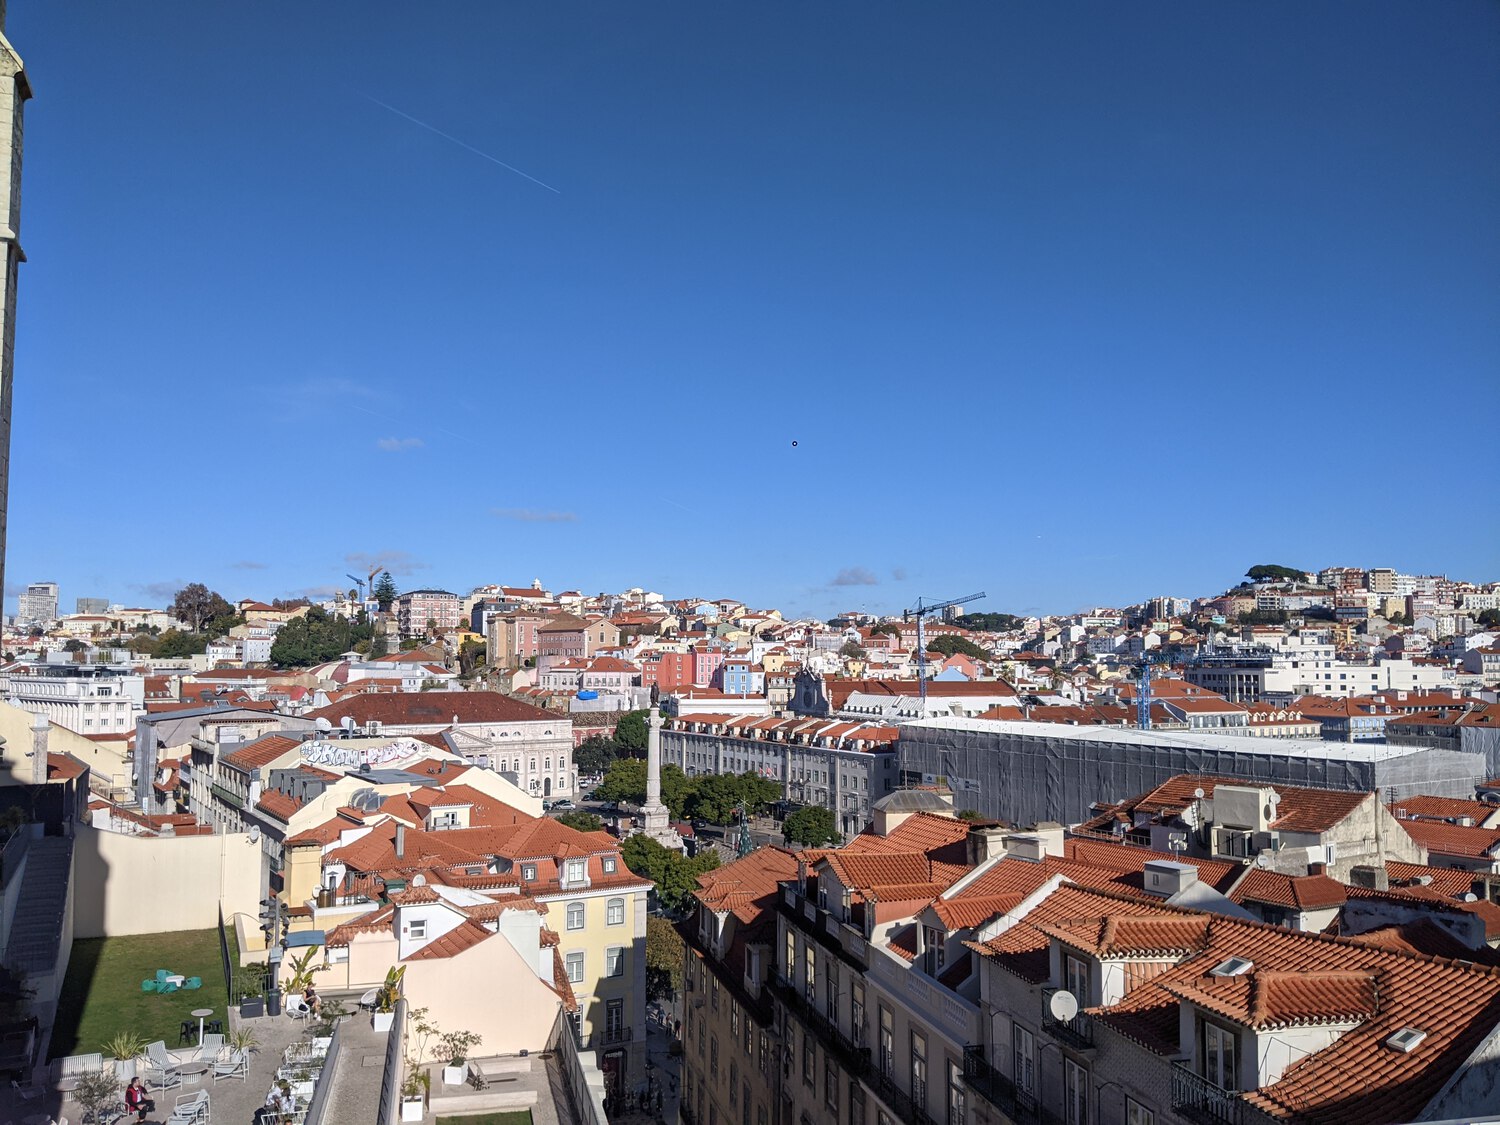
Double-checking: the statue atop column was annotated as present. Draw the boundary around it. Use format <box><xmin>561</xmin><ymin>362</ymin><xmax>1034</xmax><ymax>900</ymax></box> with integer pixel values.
<box><xmin>638</xmin><ymin>704</ymin><xmax>684</xmax><ymax>851</ymax></box>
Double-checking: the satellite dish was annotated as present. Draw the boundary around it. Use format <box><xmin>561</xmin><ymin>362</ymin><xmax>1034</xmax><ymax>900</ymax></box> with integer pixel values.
<box><xmin>248</xmin><ymin>825</ymin><xmax>260</xmax><ymax>843</ymax></box>
<box><xmin>341</xmin><ymin>716</ymin><xmax>356</xmax><ymax>731</ymax></box>
<box><xmin>1193</xmin><ymin>788</ymin><xmax>1205</xmax><ymax>799</ymax></box>
<box><xmin>413</xmin><ymin>873</ymin><xmax>427</xmax><ymax>886</ymax></box>
<box><xmin>1255</xmin><ymin>852</ymin><xmax>1273</xmax><ymax>869</ymax></box>
<box><xmin>1464</xmin><ymin>892</ymin><xmax>1479</xmax><ymax>902</ymax></box>
<box><xmin>315</xmin><ymin>717</ymin><xmax>333</xmax><ymax>732</ymax></box>
<box><xmin>1048</xmin><ymin>990</ymin><xmax>1079</xmax><ymax>1022</ymax></box>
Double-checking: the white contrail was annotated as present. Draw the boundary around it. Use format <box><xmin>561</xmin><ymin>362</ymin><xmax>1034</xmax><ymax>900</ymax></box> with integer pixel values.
<box><xmin>364</xmin><ymin>94</ymin><xmax>561</xmax><ymax>195</ymax></box>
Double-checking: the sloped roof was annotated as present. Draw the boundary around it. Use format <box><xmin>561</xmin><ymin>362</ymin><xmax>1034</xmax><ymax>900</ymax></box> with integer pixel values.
<box><xmin>304</xmin><ymin>691</ymin><xmax>556</xmax><ymax>727</ymax></box>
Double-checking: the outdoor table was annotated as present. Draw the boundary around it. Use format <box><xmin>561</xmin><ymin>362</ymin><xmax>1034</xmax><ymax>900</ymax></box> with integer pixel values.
<box><xmin>55</xmin><ymin>1075</ymin><xmax>80</xmax><ymax>1092</ymax></box>
<box><xmin>164</xmin><ymin>974</ymin><xmax>186</xmax><ymax>986</ymax></box>
<box><xmin>176</xmin><ymin>1059</ymin><xmax>212</xmax><ymax>1082</ymax></box>
<box><xmin>191</xmin><ymin>1007</ymin><xmax>215</xmax><ymax>1046</ymax></box>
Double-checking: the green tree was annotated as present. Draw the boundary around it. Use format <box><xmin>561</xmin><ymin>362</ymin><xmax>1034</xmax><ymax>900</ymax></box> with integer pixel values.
<box><xmin>926</xmin><ymin>634</ymin><xmax>990</xmax><ymax>660</ymax></box>
<box><xmin>574</xmin><ymin>735</ymin><xmax>618</xmax><ymax>776</ymax></box>
<box><xmin>645</xmin><ymin>915</ymin><xmax>685</xmax><ymax>1001</ymax></box>
<box><xmin>950</xmin><ymin>612</ymin><xmax>1026</xmax><ymax>632</ymax></box>
<box><xmin>269</xmin><ymin>607</ymin><xmax>374</xmax><ymax>667</ymax></box>
<box><xmin>127</xmin><ymin>632</ymin><xmax>159</xmax><ymax>656</ymax></box>
<box><xmin>458</xmin><ymin>639</ymin><xmax>486</xmax><ymax>677</ymax></box>
<box><xmin>686</xmin><ymin>772</ymin><xmax>780</xmax><ymax>825</ymax></box>
<box><xmin>783</xmin><ymin>805</ymin><xmax>838</xmax><ymax>847</ymax></box>
<box><xmin>373</xmin><ymin>571</ymin><xmax>398</xmax><ymax>611</ymax></box>
<box><xmin>155</xmin><ymin>628</ymin><xmax>208</xmax><ymax>658</ymax></box>
<box><xmin>1245</xmin><ymin>564</ymin><xmax>1308</xmax><ymax>583</ymax></box>
<box><xmin>1477</xmin><ymin>609</ymin><xmax>1500</xmax><ymax>627</ymax></box>
<box><xmin>621</xmin><ymin>835</ymin><xmax>720</xmax><ymax>913</ymax></box>
<box><xmin>555</xmin><ymin>811</ymin><xmax>605</xmax><ymax>832</ymax></box>
<box><xmin>614</xmin><ymin>710</ymin><xmax>649</xmax><ymax>756</ymax></box>
<box><xmin>594</xmin><ymin>759</ymin><xmax>693</xmax><ymax>819</ymax></box>
<box><xmin>171</xmin><ymin>583</ymin><xmax>233</xmax><ymax>632</ymax></box>
<box><xmin>62</xmin><ymin>639</ymin><xmax>86</xmax><ymax>653</ymax></box>
<box><xmin>839</xmin><ymin>641</ymin><xmax>868</xmax><ymax>660</ymax></box>
<box><xmin>955</xmin><ymin>808</ymin><xmax>984</xmax><ymax>821</ymax></box>
<box><xmin>868</xmin><ymin>622</ymin><xmax>902</xmax><ymax>639</ymax></box>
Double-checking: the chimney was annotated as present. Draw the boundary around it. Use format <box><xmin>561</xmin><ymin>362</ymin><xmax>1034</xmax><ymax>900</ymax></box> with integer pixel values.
<box><xmin>29</xmin><ymin>712</ymin><xmax>49</xmax><ymax>786</ymax></box>
<box><xmin>1349</xmin><ymin>864</ymin><xmax>1390</xmax><ymax>891</ymax></box>
<box><xmin>1007</xmin><ymin>834</ymin><xmax>1045</xmax><ymax>863</ymax></box>
<box><xmin>1143</xmin><ymin>860</ymin><xmax>1198</xmax><ymax>899</ymax></box>
<box><xmin>966</xmin><ymin>825</ymin><xmax>1008</xmax><ymax>867</ymax></box>
<box><xmin>395</xmin><ymin>824</ymin><xmax>406</xmax><ymax>859</ymax></box>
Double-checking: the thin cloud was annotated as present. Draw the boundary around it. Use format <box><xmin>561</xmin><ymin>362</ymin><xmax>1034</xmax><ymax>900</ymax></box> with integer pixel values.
<box><xmin>375</xmin><ymin>437</ymin><xmax>424</xmax><ymax>453</ymax></box>
<box><xmin>492</xmin><ymin>508</ymin><xmax>578</xmax><ymax>523</ymax></box>
<box><xmin>130</xmin><ymin>581</ymin><xmax>183</xmax><ymax>604</ymax></box>
<box><xmin>345</xmin><ymin>551</ymin><xmax>430</xmax><ymax>577</ymax></box>
<box><xmin>830</xmin><ymin>567</ymin><xmax>880</xmax><ymax>587</ymax></box>
<box><xmin>231</xmin><ymin>561</ymin><xmax>269</xmax><ymax>571</ymax></box>
<box><xmin>891</xmin><ymin>567</ymin><xmax>910</xmax><ymax>582</ymax></box>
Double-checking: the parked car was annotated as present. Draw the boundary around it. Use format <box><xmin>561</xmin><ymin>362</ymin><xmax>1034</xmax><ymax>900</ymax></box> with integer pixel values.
<box><xmin>551</xmin><ymin>799</ymin><xmax>576</xmax><ymax>811</ymax></box>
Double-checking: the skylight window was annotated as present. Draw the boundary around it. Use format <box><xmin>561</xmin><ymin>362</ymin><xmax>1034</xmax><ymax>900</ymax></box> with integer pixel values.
<box><xmin>1210</xmin><ymin>957</ymin><xmax>1254</xmax><ymax>977</ymax></box>
<box><xmin>1386</xmin><ymin>1028</ymin><xmax>1427</xmax><ymax>1053</ymax></box>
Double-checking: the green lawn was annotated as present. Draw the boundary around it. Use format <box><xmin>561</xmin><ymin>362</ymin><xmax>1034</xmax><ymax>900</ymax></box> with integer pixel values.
<box><xmin>50</xmin><ymin>926</ymin><xmax>239</xmax><ymax>1059</ymax></box>
<box><xmin>436</xmin><ymin>1114</ymin><xmax>533</xmax><ymax>1125</ymax></box>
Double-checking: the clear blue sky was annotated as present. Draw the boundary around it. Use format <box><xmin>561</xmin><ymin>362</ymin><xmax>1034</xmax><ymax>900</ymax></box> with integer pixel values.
<box><xmin>6</xmin><ymin>2</ymin><xmax>1498</xmax><ymax>620</ymax></box>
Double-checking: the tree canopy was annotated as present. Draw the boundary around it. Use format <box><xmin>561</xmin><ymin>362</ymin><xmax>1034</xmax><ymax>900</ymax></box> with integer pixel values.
<box><xmin>950</xmin><ymin>612</ymin><xmax>1026</xmax><ymax>632</ymax></box>
<box><xmin>574</xmin><ymin>735</ymin><xmax>618</xmax><ymax>776</ymax></box>
<box><xmin>684</xmin><ymin>772</ymin><xmax>780</xmax><ymax>825</ymax></box>
<box><xmin>554</xmin><ymin>810</ymin><xmax>605</xmax><ymax>833</ymax></box>
<box><xmin>614</xmin><ymin>710</ymin><xmax>649</xmax><ymax>756</ymax></box>
<box><xmin>620</xmin><ymin>834</ymin><xmax>720</xmax><ymax>913</ymax></box>
<box><xmin>154</xmin><ymin>628</ymin><xmax>209</xmax><ymax>658</ymax></box>
<box><xmin>926</xmin><ymin>634</ymin><xmax>990</xmax><ymax>660</ymax></box>
<box><xmin>373</xmin><ymin>572</ymin><xmax>398</xmax><ymax>611</ymax></box>
<box><xmin>593</xmin><ymin>759</ymin><xmax>693</xmax><ymax>819</ymax></box>
<box><xmin>1245</xmin><ymin>564</ymin><xmax>1308</xmax><ymax>583</ymax></box>
<box><xmin>839</xmin><ymin>641</ymin><xmax>868</xmax><ymax>660</ymax></box>
<box><xmin>783</xmin><ymin>805</ymin><xmax>838</xmax><ymax>847</ymax></box>
<box><xmin>268</xmin><ymin>607</ymin><xmax>374</xmax><ymax>667</ymax></box>
<box><xmin>171</xmin><ymin>583</ymin><xmax>235</xmax><ymax>633</ymax></box>
<box><xmin>645</xmin><ymin>915</ymin><xmax>685</xmax><ymax>1001</ymax></box>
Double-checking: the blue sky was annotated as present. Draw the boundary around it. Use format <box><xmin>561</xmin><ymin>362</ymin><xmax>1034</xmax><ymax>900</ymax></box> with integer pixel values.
<box><xmin>5</xmin><ymin>2</ymin><xmax>1498</xmax><ymax>620</ymax></box>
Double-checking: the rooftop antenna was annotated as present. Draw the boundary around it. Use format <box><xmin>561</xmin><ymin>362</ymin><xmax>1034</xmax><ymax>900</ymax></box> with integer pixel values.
<box><xmin>903</xmin><ymin>592</ymin><xmax>985</xmax><ymax>709</ymax></box>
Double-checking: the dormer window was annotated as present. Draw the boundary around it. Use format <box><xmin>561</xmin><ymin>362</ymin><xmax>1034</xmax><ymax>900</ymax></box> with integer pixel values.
<box><xmin>922</xmin><ymin>926</ymin><xmax>946</xmax><ymax>976</ymax></box>
<box><xmin>1065</xmin><ymin>954</ymin><xmax>1090</xmax><ymax>1005</ymax></box>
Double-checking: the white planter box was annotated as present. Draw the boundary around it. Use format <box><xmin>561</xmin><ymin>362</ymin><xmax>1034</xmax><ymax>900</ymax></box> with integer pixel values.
<box><xmin>400</xmin><ymin>1095</ymin><xmax>424</xmax><ymax>1122</ymax></box>
<box><xmin>373</xmin><ymin>1011</ymin><xmax>395</xmax><ymax>1033</ymax></box>
<box><xmin>443</xmin><ymin>1063</ymin><xmax>467</xmax><ymax>1085</ymax></box>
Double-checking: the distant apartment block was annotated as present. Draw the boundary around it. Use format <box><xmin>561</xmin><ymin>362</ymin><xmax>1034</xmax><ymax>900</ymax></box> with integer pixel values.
<box><xmin>394</xmin><ymin>588</ymin><xmax>461</xmax><ymax>637</ymax></box>
<box><xmin>7</xmin><ymin>665</ymin><xmax>145</xmax><ymax>735</ymax></box>
<box><xmin>16</xmin><ymin>580</ymin><xmax>58</xmax><ymax>625</ymax></box>
<box><xmin>74</xmin><ymin>596</ymin><xmax>108</xmax><ymax>615</ymax></box>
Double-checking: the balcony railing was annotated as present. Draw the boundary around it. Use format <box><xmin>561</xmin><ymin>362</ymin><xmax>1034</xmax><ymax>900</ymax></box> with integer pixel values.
<box><xmin>577</xmin><ymin>1024</ymin><xmax>633</xmax><ymax>1049</ymax></box>
<box><xmin>1171</xmin><ymin>1062</ymin><xmax>1273</xmax><ymax>1125</ymax></box>
<box><xmin>769</xmin><ymin>973</ymin><xmax>869</xmax><ymax>1076</ymax></box>
<box><xmin>1041</xmin><ymin>988</ymin><xmax>1094</xmax><ymax>1049</ymax></box>
<box><xmin>872</xmin><ymin>1069</ymin><xmax>934</xmax><ymax>1125</ymax></box>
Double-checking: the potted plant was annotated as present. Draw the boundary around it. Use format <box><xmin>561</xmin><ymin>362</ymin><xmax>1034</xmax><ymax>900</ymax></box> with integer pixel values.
<box><xmin>439</xmin><ymin>1029</ymin><xmax>482</xmax><ymax>1085</ymax></box>
<box><xmin>75</xmin><ymin>1067</ymin><xmax>122</xmax><ymax>1125</ymax></box>
<box><xmin>229</xmin><ymin>1026</ymin><xmax>260</xmax><ymax>1055</ymax></box>
<box><xmin>372</xmin><ymin>965</ymin><xmax>405</xmax><ymax>1032</ymax></box>
<box><xmin>399</xmin><ymin>1068</ymin><xmax>428</xmax><ymax>1122</ymax></box>
<box><xmin>103</xmin><ymin>1031</ymin><xmax>148</xmax><ymax>1080</ymax></box>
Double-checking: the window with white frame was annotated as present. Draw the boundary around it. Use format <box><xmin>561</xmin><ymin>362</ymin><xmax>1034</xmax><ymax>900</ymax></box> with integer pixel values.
<box><xmin>1065</xmin><ymin>953</ymin><xmax>1090</xmax><ymax>1005</ymax></box>
<box><xmin>565</xmin><ymin>951</ymin><xmax>584</xmax><ymax>983</ymax></box>
<box><xmin>408</xmin><ymin>918</ymin><xmax>427</xmax><ymax>939</ymax></box>
<box><xmin>603</xmin><ymin>855</ymin><xmax>617</xmax><ymax>874</ymax></box>
<box><xmin>567</xmin><ymin>902</ymin><xmax>585</xmax><ymax>930</ymax></box>
<box><xmin>1064</xmin><ymin>1057</ymin><xmax>1089</xmax><ymax>1125</ymax></box>
<box><xmin>566</xmin><ymin>859</ymin><xmax>586</xmax><ymax>884</ymax></box>
<box><xmin>1201</xmin><ymin>1021</ymin><xmax>1239</xmax><ymax>1091</ymax></box>
<box><xmin>1125</xmin><ymin>1098</ymin><xmax>1155</xmax><ymax>1125</ymax></box>
<box><xmin>607</xmin><ymin>898</ymin><xmax>625</xmax><ymax>925</ymax></box>
<box><xmin>1014</xmin><ymin>1025</ymin><xmax>1035</xmax><ymax>1094</ymax></box>
<box><xmin>606</xmin><ymin>947</ymin><xmax>625</xmax><ymax>977</ymax></box>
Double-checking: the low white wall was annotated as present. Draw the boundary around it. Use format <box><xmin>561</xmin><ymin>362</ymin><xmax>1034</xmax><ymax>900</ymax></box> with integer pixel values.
<box><xmin>72</xmin><ymin>825</ymin><xmax>262</xmax><ymax>938</ymax></box>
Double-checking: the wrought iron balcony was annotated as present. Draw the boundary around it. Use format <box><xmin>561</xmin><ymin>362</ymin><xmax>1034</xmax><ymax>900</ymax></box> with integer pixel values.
<box><xmin>769</xmin><ymin>973</ymin><xmax>868</xmax><ymax>1076</ymax></box>
<box><xmin>1041</xmin><ymin>988</ymin><xmax>1094</xmax><ymax>1049</ymax></box>
<box><xmin>1170</xmin><ymin>1061</ymin><xmax>1279</xmax><ymax>1125</ymax></box>
<box><xmin>872</xmin><ymin>1069</ymin><xmax>935</xmax><ymax>1125</ymax></box>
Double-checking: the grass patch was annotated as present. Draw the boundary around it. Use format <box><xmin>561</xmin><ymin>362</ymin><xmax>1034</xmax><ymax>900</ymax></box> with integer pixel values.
<box><xmin>50</xmin><ymin>927</ymin><xmax>239</xmax><ymax>1059</ymax></box>
<box><xmin>436</xmin><ymin>1114</ymin><xmax>533</xmax><ymax>1125</ymax></box>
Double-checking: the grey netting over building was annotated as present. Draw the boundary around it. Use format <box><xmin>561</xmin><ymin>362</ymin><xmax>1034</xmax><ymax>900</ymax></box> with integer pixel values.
<box><xmin>896</xmin><ymin>718</ymin><xmax>1484</xmax><ymax>827</ymax></box>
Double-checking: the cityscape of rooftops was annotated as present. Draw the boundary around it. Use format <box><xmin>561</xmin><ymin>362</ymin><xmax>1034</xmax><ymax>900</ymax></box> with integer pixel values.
<box><xmin>0</xmin><ymin>3</ymin><xmax>1494</xmax><ymax>1124</ymax></box>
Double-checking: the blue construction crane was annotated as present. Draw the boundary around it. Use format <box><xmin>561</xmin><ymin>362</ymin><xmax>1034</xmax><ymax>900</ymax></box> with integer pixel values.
<box><xmin>1136</xmin><ymin>652</ymin><xmax>1164</xmax><ymax>730</ymax></box>
<box><xmin>903</xmin><ymin>592</ymin><xmax>985</xmax><ymax>705</ymax></box>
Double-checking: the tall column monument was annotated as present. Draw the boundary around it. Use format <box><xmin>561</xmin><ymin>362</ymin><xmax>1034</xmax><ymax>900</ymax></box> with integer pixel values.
<box><xmin>640</xmin><ymin>704</ymin><xmax>684</xmax><ymax>851</ymax></box>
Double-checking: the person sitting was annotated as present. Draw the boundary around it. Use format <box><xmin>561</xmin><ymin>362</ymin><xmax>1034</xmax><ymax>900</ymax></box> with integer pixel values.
<box><xmin>303</xmin><ymin>983</ymin><xmax>321</xmax><ymax>1016</ymax></box>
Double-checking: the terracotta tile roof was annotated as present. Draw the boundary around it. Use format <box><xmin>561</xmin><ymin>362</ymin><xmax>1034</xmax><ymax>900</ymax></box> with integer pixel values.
<box><xmin>1390</xmin><ymin>794</ymin><xmax>1499</xmax><ymax>823</ymax></box>
<box><xmin>303</xmin><ymin>691</ymin><xmax>557</xmax><ymax>727</ymax></box>
<box><xmin>693</xmin><ymin>847</ymin><xmax>800</xmax><ymax>924</ymax></box>
<box><xmin>968</xmin><ymin>884</ymin><xmax>1176</xmax><ymax>983</ymax></box>
<box><xmin>256</xmin><ymin>788</ymin><xmax>304</xmax><ymax>821</ymax></box>
<box><xmin>931</xmin><ymin>893</ymin><xmax>1027</xmax><ymax>930</ymax></box>
<box><xmin>221</xmin><ymin>735</ymin><xmax>302</xmax><ymax>772</ymax></box>
<box><xmin>1383</xmin><ymin>861</ymin><xmax>1476</xmax><ymax>899</ymax></box>
<box><xmin>1080</xmin><ymin>774</ymin><xmax>1368</xmax><ymax>835</ymax></box>
<box><xmin>1230</xmin><ymin>869</ymin><xmax>1349</xmax><ymax>911</ymax></box>
<box><xmin>549</xmin><ymin>947</ymin><xmax>579</xmax><ymax>1012</ymax></box>
<box><xmin>1041</xmin><ymin>914</ymin><xmax>1213</xmax><ymax>958</ymax></box>
<box><xmin>389</xmin><ymin>885</ymin><xmax>443</xmax><ymax>906</ymax></box>
<box><xmin>1397</xmin><ymin>818</ymin><xmax>1500</xmax><ymax>859</ymax></box>
<box><xmin>404</xmin><ymin>919</ymin><xmax>493</xmax><ymax>960</ymax></box>
<box><xmin>325</xmin><ymin>905</ymin><xmax>396</xmax><ymax>946</ymax></box>
<box><xmin>1165</xmin><ymin>969</ymin><xmax>1380</xmax><ymax>1031</ymax></box>
<box><xmin>888</xmin><ymin>923</ymin><xmax>918</xmax><ymax>961</ymax></box>
<box><xmin>1342</xmin><ymin>919</ymin><xmax>1500</xmax><ymax>963</ymax></box>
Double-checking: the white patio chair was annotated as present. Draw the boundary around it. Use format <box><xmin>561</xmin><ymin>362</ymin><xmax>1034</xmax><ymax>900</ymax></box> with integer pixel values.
<box><xmin>142</xmin><ymin>1042</ymin><xmax>183</xmax><ymax>1093</ymax></box>
<box><xmin>284</xmin><ymin>996</ymin><xmax>311</xmax><ymax>1021</ymax></box>
<box><xmin>357</xmin><ymin>987</ymin><xmax>379</xmax><ymax>1011</ymax></box>
<box><xmin>165</xmin><ymin>1087</ymin><xmax>210</xmax><ymax>1124</ymax></box>
<box><xmin>198</xmin><ymin>1033</ymin><xmax>225</xmax><ymax>1058</ymax></box>
<box><xmin>212</xmin><ymin>1047</ymin><xmax>248</xmax><ymax>1083</ymax></box>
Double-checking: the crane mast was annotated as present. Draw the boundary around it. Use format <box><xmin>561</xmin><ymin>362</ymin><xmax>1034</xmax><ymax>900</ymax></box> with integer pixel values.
<box><xmin>903</xmin><ymin>592</ymin><xmax>986</xmax><ymax>707</ymax></box>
